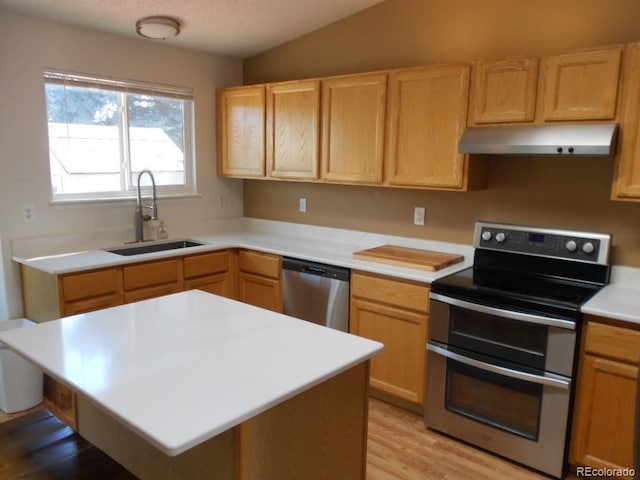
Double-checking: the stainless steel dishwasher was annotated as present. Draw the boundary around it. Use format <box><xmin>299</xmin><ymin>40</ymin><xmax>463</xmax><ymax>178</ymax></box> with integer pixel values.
<box><xmin>282</xmin><ymin>257</ymin><xmax>350</xmax><ymax>332</ymax></box>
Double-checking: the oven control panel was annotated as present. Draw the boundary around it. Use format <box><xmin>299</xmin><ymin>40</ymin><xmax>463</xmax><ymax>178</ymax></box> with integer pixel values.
<box><xmin>474</xmin><ymin>221</ymin><xmax>611</xmax><ymax>264</ymax></box>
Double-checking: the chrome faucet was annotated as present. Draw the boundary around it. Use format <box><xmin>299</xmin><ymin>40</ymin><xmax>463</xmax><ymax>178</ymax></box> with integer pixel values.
<box><xmin>134</xmin><ymin>169</ymin><xmax>158</xmax><ymax>243</ymax></box>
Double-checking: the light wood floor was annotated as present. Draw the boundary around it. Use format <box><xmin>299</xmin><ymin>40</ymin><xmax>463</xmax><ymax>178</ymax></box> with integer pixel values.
<box><xmin>366</xmin><ymin>397</ymin><xmax>577</xmax><ymax>480</ymax></box>
<box><xmin>2</xmin><ymin>399</ymin><xmax>578</xmax><ymax>479</ymax></box>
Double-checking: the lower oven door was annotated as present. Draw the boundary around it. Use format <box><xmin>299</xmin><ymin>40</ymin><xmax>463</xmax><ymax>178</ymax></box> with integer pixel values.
<box><xmin>425</xmin><ymin>340</ymin><xmax>571</xmax><ymax>479</ymax></box>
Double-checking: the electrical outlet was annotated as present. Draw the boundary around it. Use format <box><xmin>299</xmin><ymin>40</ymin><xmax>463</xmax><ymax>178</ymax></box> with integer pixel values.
<box><xmin>413</xmin><ymin>207</ymin><xmax>425</xmax><ymax>226</ymax></box>
<box><xmin>22</xmin><ymin>204</ymin><xmax>36</xmax><ymax>223</ymax></box>
<box><xmin>299</xmin><ymin>198</ymin><xmax>307</xmax><ymax>213</ymax></box>
<box><xmin>218</xmin><ymin>194</ymin><xmax>232</xmax><ymax>207</ymax></box>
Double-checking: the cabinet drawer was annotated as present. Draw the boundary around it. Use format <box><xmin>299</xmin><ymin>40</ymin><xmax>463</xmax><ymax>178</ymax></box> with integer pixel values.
<box><xmin>238</xmin><ymin>250</ymin><xmax>281</xmax><ymax>279</ymax></box>
<box><xmin>123</xmin><ymin>259</ymin><xmax>182</xmax><ymax>291</ymax></box>
<box><xmin>585</xmin><ymin>320</ymin><xmax>640</xmax><ymax>364</ymax></box>
<box><xmin>61</xmin><ymin>268</ymin><xmax>122</xmax><ymax>302</ymax></box>
<box><xmin>184</xmin><ymin>251</ymin><xmax>229</xmax><ymax>279</ymax></box>
<box><xmin>63</xmin><ymin>294</ymin><xmax>122</xmax><ymax>316</ymax></box>
<box><xmin>351</xmin><ymin>271</ymin><xmax>430</xmax><ymax>312</ymax></box>
<box><xmin>124</xmin><ymin>284</ymin><xmax>183</xmax><ymax>304</ymax></box>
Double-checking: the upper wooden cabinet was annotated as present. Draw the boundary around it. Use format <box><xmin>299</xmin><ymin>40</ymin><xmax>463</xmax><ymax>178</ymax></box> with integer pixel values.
<box><xmin>266</xmin><ymin>80</ymin><xmax>320</xmax><ymax>180</ymax></box>
<box><xmin>321</xmin><ymin>72</ymin><xmax>387</xmax><ymax>184</ymax></box>
<box><xmin>216</xmin><ymin>42</ymin><xmax>626</xmax><ymax>196</ymax></box>
<box><xmin>612</xmin><ymin>42</ymin><xmax>640</xmax><ymax>200</ymax></box>
<box><xmin>469</xmin><ymin>45</ymin><xmax>623</xmax><ymax>125</ymax></box>
<box><xmin>217</xmin><ymin>85</ymin><xmax>266</xmax><ymax>178</ymax></box>
<box><xmin>469</xmin><ymin>56</ymin><xmax>539</xmax><ymax>124</ymax></box>
<box><xmin>386</xmin><ymin>64</ymin><xmax>471</xmax><ymax>189</ymax></box>
<box><xmin>542</xmin><ymin>46</ymin><xmax>622</xmax><ymax>121</ymax></box>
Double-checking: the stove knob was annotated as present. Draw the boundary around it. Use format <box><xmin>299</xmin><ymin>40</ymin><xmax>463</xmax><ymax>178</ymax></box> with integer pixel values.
<box><xmin>565</xmin><ymin>240</ymin><xmax>578</xmax><ymax>252</ymax></box>
<box><xmin>582</xmin><ymin>242</ymin><xmax>595</xmax><ymax>255</ymax></box>
<box><xmin>481</xmin><ymin>231</ymin><xmax>492</xmax><ymax>241</ymax></box>
<box><xmin>495</xmin><ymin>232</ymin><xmax>506</xmax><ymax>243</ymax></box>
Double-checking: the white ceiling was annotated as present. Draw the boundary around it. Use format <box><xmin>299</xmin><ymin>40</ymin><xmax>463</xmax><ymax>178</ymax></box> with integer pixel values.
<box><xmin>0</xmin><ymin>0</ymin><xmax>385</xmax><ymax>58</ymax></box>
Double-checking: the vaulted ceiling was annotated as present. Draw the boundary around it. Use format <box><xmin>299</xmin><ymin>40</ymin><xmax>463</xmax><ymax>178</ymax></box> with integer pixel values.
<box><xmin>0</xmin><ymin>0</ymin><xmax>385</xmax><ymax>58</ymax></box>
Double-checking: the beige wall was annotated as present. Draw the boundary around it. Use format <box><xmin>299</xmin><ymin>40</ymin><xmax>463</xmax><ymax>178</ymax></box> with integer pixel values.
<box><xmin>0</xmin><ymin>9</ymin><xmax>243</xmax><ymax>318</ymax></box>
<box><xmin>243</xmin><ymin>0</ymin><xmax>640</xmax><ymax>266</ymax></box>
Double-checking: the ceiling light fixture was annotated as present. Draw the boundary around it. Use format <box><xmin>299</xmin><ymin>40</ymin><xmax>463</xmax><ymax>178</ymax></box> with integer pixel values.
<box><xmin>136</xmin><ymin>16</ymin><xmax>181</xmax><ymax>40</ymax></box>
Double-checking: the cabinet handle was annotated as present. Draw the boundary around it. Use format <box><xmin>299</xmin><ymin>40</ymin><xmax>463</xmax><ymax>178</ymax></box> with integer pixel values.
<box><xmin>428</xmin><ymin>341</ymin><xmax>571</xmax><ymax>390</ymax></box>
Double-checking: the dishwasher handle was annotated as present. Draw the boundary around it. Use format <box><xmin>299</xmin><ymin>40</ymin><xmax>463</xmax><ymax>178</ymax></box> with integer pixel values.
<box><xmin>282</xmin><ymin>257</ymin><xmax>350</xmax><ymax>282</ymax></box>
<box><xmin>303</xmin><ymin>265</ymin><xmax>328</xmax><ymax>276</ymax></box>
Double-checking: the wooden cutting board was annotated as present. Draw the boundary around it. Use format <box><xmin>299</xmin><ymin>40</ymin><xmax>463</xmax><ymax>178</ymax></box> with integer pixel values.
<box><xmin>353</xmin><ymin>245</ymin><xmax>464</xmax><ymax>272</ymax></box>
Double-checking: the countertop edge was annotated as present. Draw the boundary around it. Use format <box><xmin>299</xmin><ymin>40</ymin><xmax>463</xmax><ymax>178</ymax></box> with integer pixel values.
<box><xmin>12</xmin><ymin>224</ymin><xmax>475</xmax><ymax>284</ymax></box>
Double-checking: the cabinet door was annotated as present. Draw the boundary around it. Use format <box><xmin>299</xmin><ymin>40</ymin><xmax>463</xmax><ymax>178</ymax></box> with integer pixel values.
<box><xmin>238</xmin><ymin>272</ymin><xmax>282</xmax><ymax>313</ymax></box>
<box><xmin>570</xmin><ymin>355</ymin><xmax>636</xmax><ymax>473</ymax></box>
<box><xmin>613</xmin><ymin>43</ymin><xmax>640</xmax><ymax>200</ymax></box>
<box><xmin>185</xmin><ymin>274</ymin><xmax>233</xmax><ymax>298</ymax></box>
<box><xmin>60</xmin><ymin>267</ymin><xmax>123</xmax><ymax>316</ymax></box>
<box><xmin>238</xmin><ymin>250</ymin><xmax>282</xmax><ymax>312</ymax></box>
<box><xmin>217</xmin><ymin>85</ymin><xmax>266</xmax><ymax>177</ymax></box>
<box><xmin>267</xmin><ymin>80</ymin><xmax>320</xmax><ymax>180</ymax></box>
<box><xmin>469</xmin><ymin>56</ymin><xmax>539</xmax><ymax>124</ymax></box>
<box><xmin>123</xmin><ymin>258</ymin><xmax>183</xmax><ymax>303</ymax></box>
<box><xmin>350</xmin><ymin>297</ymin><xmax>427</xmax><ymax>405</ymax></box>
<box><xmin>350</xmin><ymin>272</ymin><xmax>429</xmax><ymax>408</ymax></box>
<box><xmin>386</xmin><ymin>64</ymin><xmax>470</xmax><ymax>189</ymax></box>
<box><xmin>321</xmin><ymin>73</ymin><xmax>386</xmax><ymax>184</ymax></box>
<box><xmin>184</xmin><ymin>251</ymin><xmax>235</xmax><ymax>298</ymax></box>
<box><xmin>542</xmin><ymin>46</ymin><xmax>622</xmax><ymax>121</ymax></box>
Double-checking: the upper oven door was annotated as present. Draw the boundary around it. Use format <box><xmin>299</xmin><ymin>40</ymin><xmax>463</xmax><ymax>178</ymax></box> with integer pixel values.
<box><xmin>429</xmin><ymin>293</ymin><xmax>577</xmax><ymax>376</ymax></box>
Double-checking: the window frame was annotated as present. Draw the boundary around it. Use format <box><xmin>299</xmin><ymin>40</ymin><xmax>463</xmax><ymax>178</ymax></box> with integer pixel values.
<box><xmin>44</xmin><ymin>70</ymin><xmax>197</xmax><ymax>204</ymax></box>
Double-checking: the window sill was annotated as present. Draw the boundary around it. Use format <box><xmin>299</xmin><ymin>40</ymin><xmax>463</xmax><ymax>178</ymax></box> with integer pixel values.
<box><xmin>49</xmin><ymin>192</ymin><xmax>202</xmax><ymax>207</ymax></box>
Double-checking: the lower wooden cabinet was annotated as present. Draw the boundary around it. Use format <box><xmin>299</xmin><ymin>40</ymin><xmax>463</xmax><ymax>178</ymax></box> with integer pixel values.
<box><xmin>60</xmin><ymin>267</ymin><xmax>124</xmax><ymax>316</ymax></box>
<box><xmin>237</xmin><ymin>249</ymin><xmax>282</xmax><ymax>312</ymax></box>
<box><xmin>570</xmin><ymin>316</ymin><xmax>640</xmax><ymax>476</ymax></box>
<box><xmin>183</xmin><ymin>251</ymin><xmax>236</xmax><ymax>298</ymax></box>
<box><xmin>349</xmin><ymin>271</ymin><xmax>429</xmax><ymax>411</ymax></box>
<box><xmin>123</xmin><ymin>258</ymin><xmax>184</xmax><ymax>303</ymax></box>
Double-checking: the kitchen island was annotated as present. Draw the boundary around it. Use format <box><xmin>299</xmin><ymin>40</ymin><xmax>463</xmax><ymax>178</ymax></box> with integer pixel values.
<box><xmin>0</xmin><ymin>290</ymin><xmax>383</xmax><ymax>479</ymax></box>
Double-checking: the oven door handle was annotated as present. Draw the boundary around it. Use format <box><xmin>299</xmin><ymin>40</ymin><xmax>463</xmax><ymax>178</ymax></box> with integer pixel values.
<box><xmin>427</xmin><ymin>341</ymin><xmax>571</xmax><ymax>390</ymax></box>
<box><xmin>429</xmin><ymin>292</ymin><xmax>576</xmax><ymax>331</ymax></box>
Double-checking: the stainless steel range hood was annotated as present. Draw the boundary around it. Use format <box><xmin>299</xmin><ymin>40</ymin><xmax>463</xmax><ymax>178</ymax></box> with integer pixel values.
<box><xmin>458</xmin><ymin>123</ymin><xmax>618</xmax><ymax>156</ymax></box>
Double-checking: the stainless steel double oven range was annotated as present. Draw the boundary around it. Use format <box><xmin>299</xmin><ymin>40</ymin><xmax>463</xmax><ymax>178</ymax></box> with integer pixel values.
<box><xmin>425</xmin><ymin>222</ymin><xmax>611</xmax><ymax>479</ymax></box>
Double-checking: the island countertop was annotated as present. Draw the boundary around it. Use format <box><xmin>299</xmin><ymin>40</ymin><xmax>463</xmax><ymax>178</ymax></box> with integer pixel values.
<box><xmin>0</xmin><ymin>290</ymin><xmax>383</xmax><ymax>456</ymax></box>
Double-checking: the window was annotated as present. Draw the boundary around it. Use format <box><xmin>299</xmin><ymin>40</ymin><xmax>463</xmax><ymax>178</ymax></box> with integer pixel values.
<box><xmin>44</xmin><ymin>70</ymin><xmax>196</xmax><ymax>202</ymax></box>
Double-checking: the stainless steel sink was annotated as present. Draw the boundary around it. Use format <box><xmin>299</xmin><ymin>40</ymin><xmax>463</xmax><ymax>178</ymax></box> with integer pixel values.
<box><xmin>105</xmin><ymin>240</ymin><xmax>204</xmax><ymax>256</ymax></box>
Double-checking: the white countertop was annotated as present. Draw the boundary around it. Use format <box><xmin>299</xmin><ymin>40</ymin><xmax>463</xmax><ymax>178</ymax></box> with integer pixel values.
<box><xmin>0</xmin><ymin>290</ymin><xmax>383</xmax><ymax>456</ymax></box>
<box><xmin>13</xmin><ymin>217</ymin><xmax>640</xmax><ymax>325</ymax></box>
<box><xmin>581</xmin><ymin>266</ymin><xmax>640</xmax><ymax>325</ymax></box>
<box><xmin>12</xmin><ymin>218</ymin><xmax>475</xmax><ymax>284</ymax></box>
